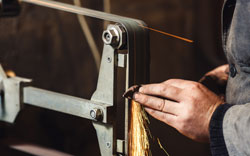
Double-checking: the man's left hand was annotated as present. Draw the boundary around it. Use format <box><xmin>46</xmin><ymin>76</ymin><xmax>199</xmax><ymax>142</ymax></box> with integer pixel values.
<box><xmin>133</xmin><ymin>79</ymin><xmax>224</xmax><ymax>142</ymax></box>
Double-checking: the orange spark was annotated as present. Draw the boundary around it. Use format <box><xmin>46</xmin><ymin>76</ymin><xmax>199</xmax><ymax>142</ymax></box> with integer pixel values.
<box><xmin>139</xmin><ymin>25</ymin><xmax>193</xmax><ymax>43</ymax></box>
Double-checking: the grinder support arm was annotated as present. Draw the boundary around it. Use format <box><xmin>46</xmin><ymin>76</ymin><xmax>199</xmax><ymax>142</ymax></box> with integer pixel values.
<box><xmin>0</xmin><ymin>0</ymin><xmax>150</xmax><ymax>155</ymax></box>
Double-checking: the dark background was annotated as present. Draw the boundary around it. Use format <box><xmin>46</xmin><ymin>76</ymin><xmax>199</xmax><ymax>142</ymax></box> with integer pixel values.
<box><xmin>0</xmin><ymin>0</ymin><xmax>227</xmax><ymax>155</ymax></box>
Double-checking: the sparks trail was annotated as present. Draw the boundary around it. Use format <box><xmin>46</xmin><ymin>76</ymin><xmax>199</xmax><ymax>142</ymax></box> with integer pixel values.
<box><xmin>138</xmin><ymin>25</ymin><xmax>193</xmax><ymax>43</ymax></box>
<box><xmin>157</xmin><ymin>138</ymin><xmax>170</xmax><ymax>156</ymax></box>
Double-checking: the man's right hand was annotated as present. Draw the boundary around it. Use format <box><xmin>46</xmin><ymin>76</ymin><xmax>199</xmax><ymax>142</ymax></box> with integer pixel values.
<box><xmin>133</xmin><ymin>79</ymin><xmax>224</xmax><ymax>142</ymax></box>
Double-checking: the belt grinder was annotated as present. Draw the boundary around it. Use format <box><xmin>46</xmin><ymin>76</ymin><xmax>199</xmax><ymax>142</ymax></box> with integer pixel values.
<box><xmin>0</xmin><ymin>0</ymin><xmax>150</xmax><ymax>155</ymax></box>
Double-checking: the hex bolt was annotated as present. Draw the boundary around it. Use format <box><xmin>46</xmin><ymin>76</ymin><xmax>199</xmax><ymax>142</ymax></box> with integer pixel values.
<box><xmin>102</xmin><ymin>29</ymin><xmax>119</xmax><ymax>47</ymax></box>
<box><xmin>90</xmin><ymin>109</ymin><xmax>103</xmax><ymax>121</ymax></box>
<box><xmin>102</xmin><ymin>24</ymin><xmax>127</xmax><ymax>49</ymax></box>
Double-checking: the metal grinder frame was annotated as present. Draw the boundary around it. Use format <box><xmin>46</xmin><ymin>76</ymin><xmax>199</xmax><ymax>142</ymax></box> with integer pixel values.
<box><xmin>0</xmin><ymin>0</ymin><xmax>150</xmax><ymax>155</ymax></box>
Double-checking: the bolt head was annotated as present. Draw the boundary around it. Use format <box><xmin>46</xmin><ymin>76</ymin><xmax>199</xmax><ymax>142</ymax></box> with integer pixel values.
<box><xmin>90</xmin><ymin>109</ymin><xmax>103</xmax><ymax>121</ymax></box>
<box><xmin>102</xmin><ymin>29</ymin><xmax>119</xmax><ymax>47</ymax></box>
<box><xmin>102</xmin><ymin>24</ymin><xmax>127</xmax><ymax>49</ymax></box>
<box><xmin>90</xmin><ymin>110</ymin><xmax>96</xmax><ymax>118</ymax></box>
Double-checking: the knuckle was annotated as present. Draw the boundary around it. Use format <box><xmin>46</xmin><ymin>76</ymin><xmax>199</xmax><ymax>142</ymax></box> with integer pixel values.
<box><xmin>164</xmin><ymin>79</ymin><xmax>174</xmax><ymax>84</ymax></box>
<box><xmin>157</xmin><ymin>99</ymin><xmax>165</xmax><ymax>111</ymax></box>
<box><xmin>182</xmin><ymin>110</ymin><xmax>192</xmax><ymax>123</ymax></box>
<box><xmin>134</xmin><ymin>93</ymin><xmax>141</xmax><ymax>101</ymax></box>
<box><xmin>170</xmin><ymin>87</ymin><xmax>179</xmax><ymax>95</ymax></box>
<box><xmin>158</xmin><ymin>84</ymin><xmax>167</xmax><ymax>94</ymax></box>
<box><xmin>186</xmin><ymin>96</ymin><xmax>196</xmax><ymax>103</ymax></box>
<box><xmin>189</xmin><ymin>82</ymin><xmax>201</xmax><ymax>90</ymax></box>
<box><xmin>133</xmin><ymin>93</ymin><xmax>139</xmax><ymax>101</ymax></box>
<box><xmin>164</xmin><ymin>79</ymin><xmax>179</xmax><ymax>84</ymax></box>
<box><xmin>140</xmin><ymin>95</ymin><xmax>148</xmax><ymax>104</ymax></box>
<box><xmin>189</xmin><ymin>83</ymin><xmax>197</xmax><ymax>89</ymax></box>
<box><xmin>165</xmin><ymin>86</ymin><xmax>180</xmax><ymax>98</ymax></box>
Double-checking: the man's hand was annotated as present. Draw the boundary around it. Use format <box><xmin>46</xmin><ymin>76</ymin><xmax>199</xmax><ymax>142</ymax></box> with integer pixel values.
<box><xmin>200</xmin><ymin>64</ymin><xmax>229</xmax><ymax>85</ymax></box>
<box><xmin>199</xmin><ymin>64</ymin><xmax>229</xmax><ymax>97</ymax></box>
<box><xmin>133</xmin><ymin>79</ymin><xmax>224</xmax><ymax>142</ymax></box>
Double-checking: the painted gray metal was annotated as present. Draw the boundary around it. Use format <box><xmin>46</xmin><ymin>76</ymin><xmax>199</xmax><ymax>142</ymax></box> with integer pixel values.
<box><xmin>23</xmin><ymin>87</ymin><xmax>111</xmax><ymax>123</ymax></box>
<box><xmin>0</xmin><ymin>65</ymin><xmax>31</xmax><ymax>123</ymax></box>
<box><xmin>0</xmin><ymin>0</ymin><xmax>150</xmax><ymax>155</ymax></box>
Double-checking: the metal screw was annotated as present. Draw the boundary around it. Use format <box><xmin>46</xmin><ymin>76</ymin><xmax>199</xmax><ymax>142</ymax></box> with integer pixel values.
<box><xmin>102</xmin><ymin>28</ymin><xmax>119</xmax><ymax>47</ymax></box>
<box><xmin>106</xmin><ymin>142</ymin><xmax>111</xmax><ymax>148</ymax></box>
<box><xmin>107</xmin><ymin>57</ymin><xmax>112</xmax><ymax>63</ymax></box>
<box><xmin>90</xmin><ymin>109</ymin><xmax>103</xmax><ymax>121</ymax></box>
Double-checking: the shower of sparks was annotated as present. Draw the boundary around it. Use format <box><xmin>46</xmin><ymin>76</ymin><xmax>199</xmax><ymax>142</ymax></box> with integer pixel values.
<box><xmin>130</xmin><ymin>100</ymin><xmax>151</xmax><ymax>156</ymax></box>
<box><xmin>138</xmin><ymin>24</ymin><xmax>193</xmax><ymax>43</ymax></box>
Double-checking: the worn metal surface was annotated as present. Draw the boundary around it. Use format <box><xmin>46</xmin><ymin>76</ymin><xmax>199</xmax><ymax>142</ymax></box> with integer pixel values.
<box><xmin>0</xmin><ymin>65</ymin><xmax>31</xmax><ymax>123</ymax></box>
<box><xmin>0</xmin><ymin>0</ymin><xmax>149</xmax><ymax>155</ymax></box>
<box><xmin>23</xmin><ymin>86</ymin><xmax>111</xmax><ymax>123</ymax></box>
<box><xmin>91</xmin><ymin>42</ymin><xmax>117</xmax><ymax>156</ymax></box>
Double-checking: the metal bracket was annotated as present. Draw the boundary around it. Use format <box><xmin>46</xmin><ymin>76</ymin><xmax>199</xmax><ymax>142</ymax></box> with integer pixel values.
<box><xmin>0</xmin><ymin>65</ymin><xmax>31</xmax><ymax>123</ymax></box>
<box><xmin>0</xmin><ymin>0</ymin><xmax>150</xmax><ymax>155</ymax></box>
<box><xmin>91</xmin><ymin>24</ymin><xmax>126</xmax><ymax>156</ymax></box>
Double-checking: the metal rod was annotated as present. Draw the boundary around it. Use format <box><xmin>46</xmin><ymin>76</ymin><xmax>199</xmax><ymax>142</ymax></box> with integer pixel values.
<box><xmin>103</xmin><ymin>0</ymin><xmax>111</xmax><ymax>28</ymax></box>
<box><xmin>73</xmin><ymin>0</ymin><xmax>101</xmax><ymax>72</ymax></box>
<box><xmin>23</xmin><ymin>87</ymin><xmax>111</xmax><ymax>123</ymax></box>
